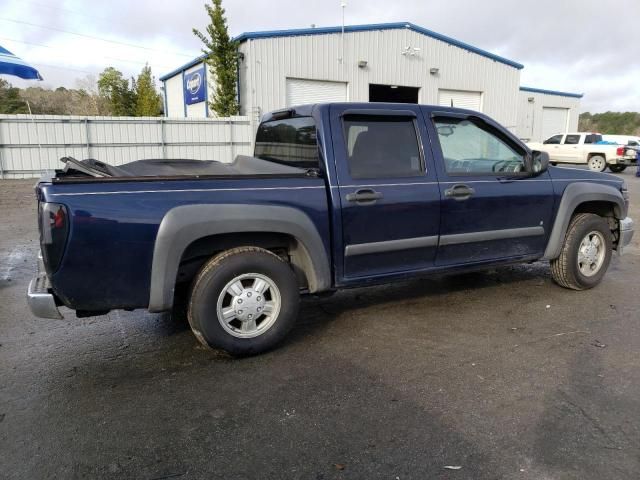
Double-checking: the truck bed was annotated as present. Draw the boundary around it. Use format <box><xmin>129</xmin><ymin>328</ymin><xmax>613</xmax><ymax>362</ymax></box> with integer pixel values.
<box><xmin>37</xmin><ymin>162</ymin><xmax>330</xmax><ymax>311</ymax></box>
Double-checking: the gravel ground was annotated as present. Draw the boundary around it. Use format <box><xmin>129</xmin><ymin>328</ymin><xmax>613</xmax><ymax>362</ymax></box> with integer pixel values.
<box><xmin>1</xmin><ymin>171</ymin><xmax>639</xmax><ymax>480</ymax></box>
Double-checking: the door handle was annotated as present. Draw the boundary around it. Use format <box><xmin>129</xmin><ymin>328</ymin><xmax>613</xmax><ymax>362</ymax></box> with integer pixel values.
<box><xmin>346</xmin><ymin>189</ymin><xmax>384</xmax><ymax>204</ymax></box>
<box><xmin>444</xmin><ymin>184</ymin><xmax>475</xmax><ymax>201</ymax></box>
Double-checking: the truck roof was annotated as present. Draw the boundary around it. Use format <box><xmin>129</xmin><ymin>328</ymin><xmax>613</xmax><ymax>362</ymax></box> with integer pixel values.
<box><xmin>261</xmin><ymin>102</ymin><xmax>481</xmax><ymax>122</ymax></box>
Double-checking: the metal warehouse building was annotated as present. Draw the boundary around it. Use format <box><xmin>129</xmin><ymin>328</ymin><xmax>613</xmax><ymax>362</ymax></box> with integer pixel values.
<box><xmin>160</xmin><ymin>22</ymin><xmax>582</xmax><ymax>142</ymax></box>
<box><xmin>517</xmin><ymin>86</ymin><xmax>583</xmax><ymax>142</ymax></box>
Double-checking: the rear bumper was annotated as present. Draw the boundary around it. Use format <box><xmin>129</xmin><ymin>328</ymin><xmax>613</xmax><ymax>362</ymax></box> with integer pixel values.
<box><xmin>611</xmin><ymin>157</ymin><xmax>637</xmax><ymax>166</ymax></box>
<box><xmin>618</xmin><ymin>217</ymin><xmax>634</xmax><ymax>255</ymax></box>
<box><xmin>27</xmin><ymin>255</ymin><xmax>63</xmax><ymax>319</ymax></box>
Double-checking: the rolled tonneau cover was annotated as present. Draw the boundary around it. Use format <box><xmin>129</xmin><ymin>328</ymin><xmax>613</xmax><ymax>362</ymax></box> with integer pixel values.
<box><xmin>56</xmin><ymin>155</ymin><xmax>308</xmax><ymax>179</ymax></box>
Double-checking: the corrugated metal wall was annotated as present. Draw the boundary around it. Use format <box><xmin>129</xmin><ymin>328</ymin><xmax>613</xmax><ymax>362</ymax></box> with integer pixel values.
<box><xmin>241</xmin><ymin>27</ymin><xmax>521</xmax><ymax>130</ymax></box>
<box><xmin>516</xmin><ymin>91</ymin><xmax>581</xmax><ymax>142</ymax></box>
<box><xmin>0</xmin><ymin>115</ymin><xmax>253</xmax><ymax>179</ymax></box>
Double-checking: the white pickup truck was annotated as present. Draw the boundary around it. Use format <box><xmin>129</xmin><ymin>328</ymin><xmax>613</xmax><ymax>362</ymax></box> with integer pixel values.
<box><xmin>527</xmin><ymin>132</ymin><xmax>637</xmax><ymax>173</ymax></box>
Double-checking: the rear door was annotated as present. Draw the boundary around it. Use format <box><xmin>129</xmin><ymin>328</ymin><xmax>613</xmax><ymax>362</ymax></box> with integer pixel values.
<box><xmin>541</xmin><ymin>134</ymin><xmax>564</xmax><ymax>162</ymax></box>
<box><xmin>329</xmin><ymin>105</ymin><xmax>441</xmax><ymax>281</ymax></box>
<box><xmin>426</xmin><ymin>111</ymin><xmax>555</xmax><ymax>266</ymax></box>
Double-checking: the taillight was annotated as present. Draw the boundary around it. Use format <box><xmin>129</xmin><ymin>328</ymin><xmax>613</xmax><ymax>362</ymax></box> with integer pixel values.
<box><xmin>40</xmin><ymin>202</ymin><xmax>69</xmax><ymax>274</ymax></box>
<box><xmin>616</xmin><ymin>146</ymin><xmax>625</xmax><ymax>156</ymax></box>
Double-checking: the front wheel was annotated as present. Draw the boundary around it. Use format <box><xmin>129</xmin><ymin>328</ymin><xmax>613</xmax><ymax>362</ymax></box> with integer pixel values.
<box><xmin>608</xmin><ymin>164</ymin><xmax>627</xmax><ymax>173</ymax></box>
<box><xmin>550</xmin><ymin>213</ymin><xmax>613</xmax><ymax>290</ymax></box>
<box><xmin>587</xmin><ymin>155</ymin><xmax>607</xmax><ymax>172</ymax></box>
<box><xmin>188</xmin><ymin>247</ymin><xmax>300</xmax><ymax>355</ymax></box>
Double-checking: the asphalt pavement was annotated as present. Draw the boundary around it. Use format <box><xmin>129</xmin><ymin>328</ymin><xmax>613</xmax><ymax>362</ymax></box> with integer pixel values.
<box><xmin>1</xmin><ymin>170</ymin><xmax>639</xmax><ymax>479</ymax></box>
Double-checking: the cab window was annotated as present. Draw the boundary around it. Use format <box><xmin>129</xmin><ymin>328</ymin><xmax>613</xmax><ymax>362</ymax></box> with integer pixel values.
<box><xmin>254</xmin><ymin>116</ymin><xmax>318</xmax><ymax>168</ymax></box>
<box><xmin>434</xmin><ymin>117</ymin><xmax>526</xmax><ymax>175</ymax></box>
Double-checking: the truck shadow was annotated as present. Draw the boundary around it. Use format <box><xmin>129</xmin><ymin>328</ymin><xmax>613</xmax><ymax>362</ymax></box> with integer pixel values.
<box><xmin>286</xmin><ymin>262</ymin><xmax>551</xmax><ymax>345</ymax></box>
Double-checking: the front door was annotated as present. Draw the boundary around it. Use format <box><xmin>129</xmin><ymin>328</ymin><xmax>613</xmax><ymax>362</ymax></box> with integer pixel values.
<box><xmin>330</xmin><ymin>105</ymin><xmax>441</xmax><ymax>280</ymax></box>
<box><xmin>425</xmin><ymin>111</ymin><xmax>555</xmax><ymax>266</ymax></box>
<box><xmin>558</xmin><ymin>133</ymin><xmax>583</xmax><ymax>163</ymax></box>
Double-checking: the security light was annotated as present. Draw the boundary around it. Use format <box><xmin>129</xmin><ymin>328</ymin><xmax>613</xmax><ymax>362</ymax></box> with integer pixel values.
<box><xmin>358</xmin><ymin>60</ymin><xmax>368</xmax><ymax>69</ymax></box>
<box><xmin>429</xmin><ymin>67</ymin><xmax>439</xmax><ymax>75</ymax></box>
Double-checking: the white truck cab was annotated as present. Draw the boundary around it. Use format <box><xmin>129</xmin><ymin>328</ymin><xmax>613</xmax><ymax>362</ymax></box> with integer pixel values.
<box><xmin>528</xmin><ymin>132</ymin><xmax>636</xmax><ymax>173</ymax></box>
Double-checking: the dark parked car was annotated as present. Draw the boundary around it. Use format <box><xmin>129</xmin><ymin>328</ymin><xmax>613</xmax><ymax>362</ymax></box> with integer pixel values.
<box><xmin>29</xmin><ymin>103</ymin><xmax>634</xmax><ymax>355</ymax></box>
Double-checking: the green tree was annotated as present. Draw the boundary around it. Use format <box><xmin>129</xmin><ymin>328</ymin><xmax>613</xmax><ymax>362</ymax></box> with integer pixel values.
<box><xmin>579</xmin><ymin>111</ymin><xmax>640</xmax><ymax>135</ymax></box>
<box><xmin>97</xmin><ymin>67</ymin><xmax>135</xmax><ymax>116</ymax></box>
<box><xmin>134</xmin><ymin>64</ymin><xmax>162</xmax><ymax>116</ymax></box>
<box><xmin>0</xmin><ymin>79</ymin><xmax>28</xmax><ymax>114</ymax></box>
<box><xmin>193</xmin><ymin>0</ymin><xmax>239</xmax><ymax>117</ymax></box>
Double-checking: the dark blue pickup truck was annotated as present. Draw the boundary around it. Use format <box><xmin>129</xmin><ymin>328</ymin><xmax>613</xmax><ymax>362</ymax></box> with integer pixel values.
<box><xmin>29</xmin><ymin>103</ymin><xmax>634</xmax><ymax>355</ymax></box>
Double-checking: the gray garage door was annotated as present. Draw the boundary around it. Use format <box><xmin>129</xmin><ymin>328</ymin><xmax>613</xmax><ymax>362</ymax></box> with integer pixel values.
<box><xmin>541</xmin><ymin>107</ymin><xmax>569</xmax><ymax>140</ymax></box>
<box><xmin>438</xmin><ymin>89</ymin><xmax>482</xmax><ymax>111</ymax></box>
<box><xmin>286</xmin><ymin>78</ymin><xmax>347</xmax><ymax>107</ymax></box>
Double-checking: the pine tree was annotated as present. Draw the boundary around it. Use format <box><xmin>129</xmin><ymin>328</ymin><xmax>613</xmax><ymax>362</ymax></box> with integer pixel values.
<box><xmin>134</xmin><ymin>64</ymin><xmax>162</xmax><ymax>116</ymax></box>
<box><xmin>97</xmin><ymin>67</ymin><xmax>135</xmax><ymax>116</ymax></box>
<box><xmin>193</xmin><ymin>0</ymin><xmax>239</xmax><ymax>117</ymax></box>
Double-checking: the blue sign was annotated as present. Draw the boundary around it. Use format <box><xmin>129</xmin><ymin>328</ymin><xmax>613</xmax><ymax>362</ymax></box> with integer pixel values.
<box><xmin>184</xmin><ymin>67</ymin><xmax>206</xmax><ymax>105</ymax></box>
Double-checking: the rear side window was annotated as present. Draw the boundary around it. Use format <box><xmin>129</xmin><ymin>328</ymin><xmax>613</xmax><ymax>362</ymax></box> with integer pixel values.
<box><xmin>584</xmin><ymin>134</ymin><xmax>602</xmax><ymax>144</ymax></box>
<box><xmin>564</xmin><ymin>134</ymin><xmax>581</xmax><ymax>144</ymax></box>
<box><xmin>343</xmin><ymin>115</ymin><xmax>423</xmax><ymax>179</ymax></box>
<box><xmin>543</xmin><ymin>135</ymin><xmax>563</xmax><ymax>144</ymax></box>
<box><xmin>254</xmin><ymin>116</ymin><xmax>318</xmax><ymax>168</ymax></box>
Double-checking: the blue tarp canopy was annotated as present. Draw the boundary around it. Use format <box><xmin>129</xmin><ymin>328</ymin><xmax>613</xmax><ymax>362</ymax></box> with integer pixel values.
<box><xmin>0</xmin><ymin>45</ymin><xmax>43</xmax><ymax>80</ymax></box>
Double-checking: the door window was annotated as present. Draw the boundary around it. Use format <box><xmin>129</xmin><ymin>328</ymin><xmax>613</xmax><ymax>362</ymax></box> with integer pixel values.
<box><xmin>564</xmin><ymin>134</ymin><xmax>581</xmax><ymax>144</ymax></box>
<box><xmin>543</xmin><ymin>134</ymin><xmax>563</xmax><ymax>144</ymax></box>
<box><xmin>343</xmin><ymin>115</ymin><xmax>423</xmax><ymax>179</ymax></box>
<box><xmin>434</xmin><ymin>117</ymin><xmax>526</xmax><ymax>175</ymax></box>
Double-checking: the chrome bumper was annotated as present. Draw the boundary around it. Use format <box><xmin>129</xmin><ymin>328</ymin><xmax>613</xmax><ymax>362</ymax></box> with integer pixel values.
<box><xmin>618</xmin><ymin>217</ymin><xmax>634</xmax><ymax>255</ymax></box>
<box><xmin>27</xmin><ymin>255</ymin><xmax>63</xmax><ymax>319</ymax></box>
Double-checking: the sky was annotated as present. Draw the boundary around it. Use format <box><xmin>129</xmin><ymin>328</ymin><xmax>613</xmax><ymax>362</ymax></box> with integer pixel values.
<box><xmin>0</xmin><ymin>0</ymin><xmax>638</xmax><ymax>113</ymax></box>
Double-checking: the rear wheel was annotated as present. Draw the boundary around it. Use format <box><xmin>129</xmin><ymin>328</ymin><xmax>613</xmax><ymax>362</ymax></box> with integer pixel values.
<box><xmin>188</xmin><ymin>247</ymin><xmax>300</xmax><ymax>355</ymax></box>
<box><xmin>587</xmin><ymin>155</ymin><xmax>607</xmax><ymax>172</ymax></box>
<box><xmin>550</xmin><ymin>213</ymin><xmax>612</xmax><ymax>290</ymax></box>
<box><xmin>608</xmin><ymin>164</ymin><xmax>627</xmax><ymax>173</ymax></box>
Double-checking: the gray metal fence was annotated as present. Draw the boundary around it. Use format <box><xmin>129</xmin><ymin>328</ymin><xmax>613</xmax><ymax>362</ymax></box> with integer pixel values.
<box><xmin>0</xmin><ymin>115</ymin><xmax>254</xmax><ymax>179</ymax></box>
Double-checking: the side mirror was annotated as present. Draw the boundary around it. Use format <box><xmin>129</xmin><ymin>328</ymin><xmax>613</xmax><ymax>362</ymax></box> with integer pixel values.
<box><xmin>531</xmin><ymin>150</ymin><xmax>549</xmax><ymax>174</ymax></box>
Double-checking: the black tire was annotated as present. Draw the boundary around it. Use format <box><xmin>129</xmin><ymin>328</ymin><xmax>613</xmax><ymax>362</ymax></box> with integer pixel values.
<box><xmin>608</xmin><ymin>164</ymin><xmax>627</xmax><ymax>173</ymax></box>
<box><xmin>550</xmin><ymin>213</ymin><xmax>613</xmax><ymax>290</ymax></box>
<box><xmin>188</xmin><ymin>247</ymin><xmax>300</xmax><ymax>356</ymax></box>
